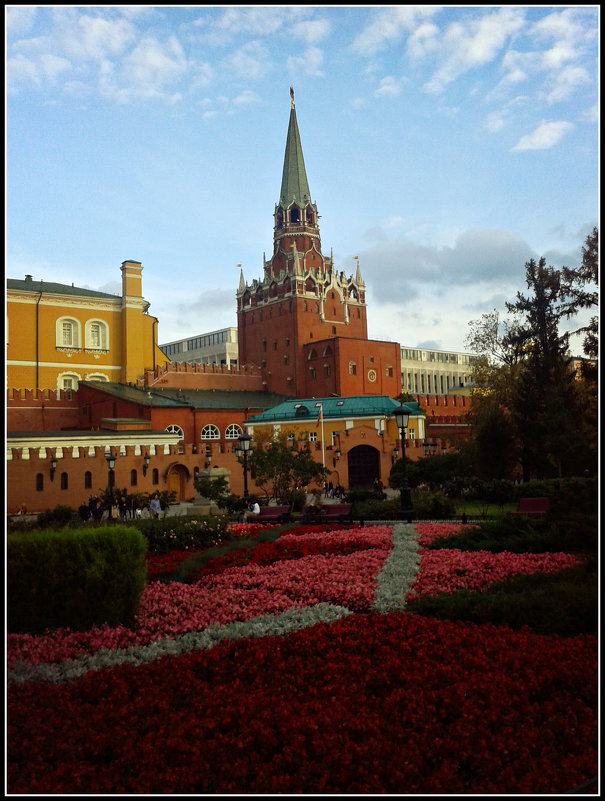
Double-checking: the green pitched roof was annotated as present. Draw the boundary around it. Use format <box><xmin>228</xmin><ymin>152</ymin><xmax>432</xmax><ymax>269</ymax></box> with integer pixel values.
<box><xmin>7</xmin><ymin>277</ymin><xmax>119</xmax><ymax>299</ymax></box>
<box><xmin>279</xmin><ymin>105</ymin><xmax>311</xmax><ymax>208</ymax></box>
<box><xmin>245</xmin><ymin>396</ymin><xmax>422</xmax><ymax>425</ymax></box>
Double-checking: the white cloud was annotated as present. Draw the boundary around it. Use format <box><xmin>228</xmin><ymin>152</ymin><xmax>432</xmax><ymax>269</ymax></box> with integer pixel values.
<box><xmin>422</xmin><ymin>7</ymin><xmax>526</xmax><ymax>94</ymax></box>
<box><xmin>352</xmin><ymin>6</ymin><xmax>440</xmax><ymax>56</ymax></box>
<box><xmin>233</xmin><ymin>90</ymin><xmax>261</xmax><ymax>107</ymax></box>
<box><xmin>375</xmin><ymin>76</ymin><xmax>401</xmax><ymax>97</ymax></box>
<box><xmin>406</xmin><ymin>22</ymin><xmax>440</xmax><ymax>59</ymax></box>
<box><xmin>511</xmin><ymin>120</ymin><xmax>573</xmax><ymax>151</ymax></box>
<box><xmin>291</xmin><ymin>19</ymin><xmax>331</xmax><ymax>44</ymax></box>
<box><xmin>546</xmin><ymin>65</ymin><xmax>590</xmax><ymax>104</ymax></box>
<box><xmin>6</xmin><ymin>6</ymin><xmax>37</xmax><ymax>37</ymax></box>
<box><xmin>286</xmin><ymin>46</ymin><xmax>324</xmax><ymax>78</ymax></box>
<box><xmin>225</xmin><ymin>41</ymin><xmax>272</xmax><ymax>81</ymax></box>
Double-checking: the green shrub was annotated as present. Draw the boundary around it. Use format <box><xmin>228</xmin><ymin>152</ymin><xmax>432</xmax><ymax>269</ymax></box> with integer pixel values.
<box><xmin>349</xmin><ymin>496</ymin><xmax>400</xmax><ymax>520</ymax></box>
<box><xmin>428</xmin><ymin>512</ymin><xmax>597</xmax><ymax>556</ymax></box>
<box><xmin>412</xmin><ymin>490</ymin><xmax>456</xmax><ymax>520</ymax></box>
<box><xmin>406</xmin><ymin>564</ymin><xmax>597</xmax><ymax>636</ymax></box>
<box><xmin>35</xmin><ymin>505</ymin><xmax>77</xmax><ymax>529</ymax></box>
<box><xmin>8</xmin><ymin>526</ymin><xmax>147</xmax><ymax>634</ymax></box>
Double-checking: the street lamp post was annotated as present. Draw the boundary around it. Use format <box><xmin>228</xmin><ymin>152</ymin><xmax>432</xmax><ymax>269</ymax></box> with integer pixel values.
<box><xmin>238</xmin><ymin>432</ymin><xmax>252</xmax><ymax>501</ymax></box>
<box><xmin>392</xmin><ymin>403</ymin><xmax>414</xmax><ymax>523</ymax></box>
<box><xmin>105</xmin><ymin>451</ymin><xmax>116</xmax><ymax>520</ymax></box>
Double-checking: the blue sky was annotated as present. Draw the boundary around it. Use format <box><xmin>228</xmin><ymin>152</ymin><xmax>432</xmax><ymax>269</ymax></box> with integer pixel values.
<box><xmin>6</xmin><ymin>5</ymin><xmax>599</xmax><ymax>354</ymax></box>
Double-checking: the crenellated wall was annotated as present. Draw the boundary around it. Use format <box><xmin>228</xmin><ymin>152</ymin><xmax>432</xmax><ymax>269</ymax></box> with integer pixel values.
<box><xmin>6</xmin><ymin>388</ymin><xmax>81</xmax><ymax>431</ymax></box>
<box><xmin>6</xmin><ymin>441</ymin><xmax>255</xmax><ymax>515</ymax></box>
<box><xmin>140</xmin><ymin>361</ymin><xmax>264</xmax><ymax>390</ymax></box>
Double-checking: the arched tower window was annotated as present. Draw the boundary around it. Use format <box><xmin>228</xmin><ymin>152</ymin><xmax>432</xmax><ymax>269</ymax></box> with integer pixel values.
<box><xmin>276</xmin><ymin>208</ymin><xmax>284</xmax><ymax>229</ymax></box>
<box><xmin>289</xmin><ymin>205</ymin><xmax>300</xmax><ymax>224</ymax></box>
<box><xmin>305</xmin><ymin>205</ymin><xmax>314</xmax><ymax>225</ymax></box>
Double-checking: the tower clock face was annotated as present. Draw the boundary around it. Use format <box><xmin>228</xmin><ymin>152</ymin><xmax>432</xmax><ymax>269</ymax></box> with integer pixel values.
<box><xmin>367</xmin><ymin>369</ymin><xmax>377</xmax><ymax>382</ymax></box>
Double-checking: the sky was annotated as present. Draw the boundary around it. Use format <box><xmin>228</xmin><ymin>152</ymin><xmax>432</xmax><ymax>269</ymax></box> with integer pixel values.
<box><xmin>6</xmin><ymin>5</ymin><xmax>599</xmax><ymax>355</ymax></box>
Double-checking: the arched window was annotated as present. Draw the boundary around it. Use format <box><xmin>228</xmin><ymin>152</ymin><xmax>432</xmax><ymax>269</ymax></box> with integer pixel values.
<box><xmin>130</xmin><ymin>469</ymin><xmax>138</xmax><ymax>486</ymax></box>
<box><xmin>36</xmin><ymin>474</ymin><xmax>44</xmax><ymax>491</ymax></box>
<box><xmin>85</xmin><ymin>373</ymin><xmax>109</xmax><ymax>383</ymax></box>
<box><xmin>85</xmin><ymin>471</ymin><xmax>92</xmax><ymax>489</ymax></box>
<box><xmin>226</xmin><ymin>424</ymin><xmax>243</xmax><ymax>439</ymax></box>
<box><xmin>349</xmin><ymin>361</ymin><xmax>357</xmax><ymax>376</ymax></box>
<box><xmin>85</xmin><ymin>319</ymin><xmax>109</xmax><ymax>350</ymax></box>
<box><xmin>56</xmin><ymin>317</ymin><xmax>81</xmax><ymax>349</ymax></box>
<box><xmin>152</xmin><ymin>468</ymin><xmax>159</xmax><ymax>485</ymax></box>
<box><xmin>165</xmin><ymin>424</ymin><xmax>184</xmax><ymax>440</ymax></box>
<box><xmin>60</xmin><ymin>472</ymin><xmax>68</xmax><ymax>490</ymax></box>
<box><xmin>201</xmin><ymin>424</ymin><xmax>220</xmax><ymax>440</ymax></box>
<box><xmin>289</xmin><ymin>205</ymin><xmax>300</xmax><ymax>224</ymax></box>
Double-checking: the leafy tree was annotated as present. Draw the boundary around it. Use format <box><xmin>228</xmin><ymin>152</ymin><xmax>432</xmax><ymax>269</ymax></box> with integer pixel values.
<box><xmin>560</xmin><ymin>226</ymin><xmax>598</xmax><ymax>359</ymax></box>
<box><xmin>465</xmin><ymin>310</ymin><xmax>524</xmax><ymax>367</ymax></box>
<box><xmin>248</xmin><ymin>438</ymin><xmax>326</xmax><ymax>509</ymax></box>
<box><xmin>193</xmin><ymin>474</ymin><xmax>240</xmax><ymax>513</ymax></box>
<box><xmin>505</xmin><ymin>257</ymin><xmax>594</xmax><ymax>479</ymax></box>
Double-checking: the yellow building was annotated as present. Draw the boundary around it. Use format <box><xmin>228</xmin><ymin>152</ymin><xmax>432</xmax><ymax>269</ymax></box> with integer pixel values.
<box><xmin>6</xmin><ymin>260</ymin><xmax>168</xmax><ymax>391</ymax></box>
<box><xmin>245</xmin><ymin>395</ymin><xmax>426</xmax><ymax>491</ymax></box>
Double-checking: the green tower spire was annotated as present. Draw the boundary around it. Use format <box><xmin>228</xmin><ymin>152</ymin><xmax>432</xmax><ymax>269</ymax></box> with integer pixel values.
<box><xmin>279</xmin><ymin>87</ymin><xmax>311</xmax><ymax>208</ymax></box>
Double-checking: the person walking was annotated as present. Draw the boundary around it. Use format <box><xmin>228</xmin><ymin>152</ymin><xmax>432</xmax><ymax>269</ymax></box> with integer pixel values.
<box><xmin>149</xmin><ymin>493</ymin><xmax>161</xmax><ymax>518</ymax></box>
<box><xmin>118</xmin><ymin>495</ymin><xmax>129</xmax><ymax>522</ymax></box>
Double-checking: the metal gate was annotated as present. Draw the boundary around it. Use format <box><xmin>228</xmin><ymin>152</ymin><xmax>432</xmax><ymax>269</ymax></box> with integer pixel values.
<box><xmin>347</xmin><ymin>445</ymin><xmax>380</xmax><ymax>490</ymax></box>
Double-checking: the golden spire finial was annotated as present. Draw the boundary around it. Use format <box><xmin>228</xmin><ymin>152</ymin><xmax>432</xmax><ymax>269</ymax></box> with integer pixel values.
<box><xmin>290</xmin><ymin>85</ymin><xmax>295</xmax><ymax>109</ymax></box>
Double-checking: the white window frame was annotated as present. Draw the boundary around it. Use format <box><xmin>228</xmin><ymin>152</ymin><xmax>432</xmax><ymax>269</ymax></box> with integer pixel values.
<box><xmin>85</xmin><ymin>319</ymin><xmax>109</xmax><ymax>350</ymax></box>
<box><xmin>57</xmin><ymin>371</ymin><xmax>81</xmax><ymax>391</ymax></box>
<box><xmin>225</xmin><ymin>423</ymin><xmax>243</xmax><ymax>439</ymax></box>
<box><xmin>166</xmin><ymin>424</ymin><xmax>184</xmax><ymax>440</ymax></box>
<box><xmin>201</xmin><ymin>424</ymin><xmax>220</xmax><ymax>440</ymax></box>
<box><xmin>56</xmin><ymin>317</ymin><xmax>81</xmax><ymax>349</ymax></box>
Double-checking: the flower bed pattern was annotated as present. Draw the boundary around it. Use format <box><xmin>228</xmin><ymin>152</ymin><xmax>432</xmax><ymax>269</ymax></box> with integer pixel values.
<box><xmin>7</xmin><ymin>522</ymin><xmax>597</xmax><ymax>794</ymax></box>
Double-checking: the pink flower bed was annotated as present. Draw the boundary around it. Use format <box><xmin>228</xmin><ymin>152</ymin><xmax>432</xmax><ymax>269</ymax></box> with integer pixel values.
<box><xmin>7</xmin><ymin>526</ymin><xmax>393</xmax><ymax>668</ymax></box>
<box><xmin>407</xmin><ymin>548</ymin><xmax>584</xmax><ymax>599</ymax></box>
<box><xmin>416</xmin><ymin>521</ymin><xmax>480</xmax><ymax>546</ymax></box>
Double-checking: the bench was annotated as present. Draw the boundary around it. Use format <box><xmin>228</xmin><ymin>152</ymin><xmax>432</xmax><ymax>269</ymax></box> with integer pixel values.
<box><xmin>255</xmin><ymin>505</ymin><xmax>291</xmax><ymax>524</ymax></box>
<box><xmin>299</xmin><ymin>503</ymin><xmax>353</xmax><ymax>524</ymax></box>
<box><xmin>509</xmin><ymin>497</ymin><xmax>549</xmax><ymax>518</ymax></box>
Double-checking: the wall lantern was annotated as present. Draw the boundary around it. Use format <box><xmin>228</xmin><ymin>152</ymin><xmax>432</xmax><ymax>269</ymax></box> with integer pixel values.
<box><xmin>50</xmin><ymin>457</ymin><xmax>58</xmax><ymax>482</ymax></box>
<box><xmin>142</xmin><ymin>453</ymin><xmax>150</xmax><ymax>476</ymax></box>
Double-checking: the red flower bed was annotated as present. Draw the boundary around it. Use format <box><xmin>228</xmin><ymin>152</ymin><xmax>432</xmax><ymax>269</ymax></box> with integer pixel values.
<box><xmin>7</xmin><ymin>523</ymin><xmax>596</xmax><ymax>794</ymax></box>
<box><xmin>146</xmin><ymin>550</ymin><xmax>197</xmax><ymax>581</ymax></box>
<box><xmin>7</xmin><ymin>612</ymin><xmax>596</xmax><ymax>794</ymax></box>
<box><xmin>194</xmin><ymin>525</ymin><xmax>379</xmax><ymax>578</ymax></box>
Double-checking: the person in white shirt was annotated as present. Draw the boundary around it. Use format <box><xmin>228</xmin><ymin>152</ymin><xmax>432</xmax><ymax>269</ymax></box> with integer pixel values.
<box><xmin>243</xmin><ymin>499</ymin><xmax>260</xmax><ymax>521</ymax></box>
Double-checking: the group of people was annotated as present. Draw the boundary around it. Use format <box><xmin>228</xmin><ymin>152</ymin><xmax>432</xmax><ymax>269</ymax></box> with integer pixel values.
<box><xmin>76</xmin><ymin>493</ymin><xmax>162</xmax><ymax>522</ymax></box>
<box><xmin>324</xmin><ymin>481</ymin><xmax>345</xmax><ymax>499</ymax></box>
<box><xmin>78</xmin><ymin>496</ymin><xmax>105</xmax><ymax>523</ymax></box>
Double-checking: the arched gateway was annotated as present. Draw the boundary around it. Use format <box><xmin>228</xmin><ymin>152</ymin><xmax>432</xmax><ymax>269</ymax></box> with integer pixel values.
<box><xmin>347</xmin><ymin>445</ymin><xmax>380</xmax><ymax>490</ymax></box>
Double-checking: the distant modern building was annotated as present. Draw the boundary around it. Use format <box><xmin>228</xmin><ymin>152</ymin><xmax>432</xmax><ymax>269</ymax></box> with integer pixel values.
<box><xmin>159</xmin><ymin>327</ymin><xmax>238</xmax><ymax>368</ymax></box>
<box><xmin>400</xmin><ymin>347</ymin><xmax>479</xmax><ymax>395</ymax></box>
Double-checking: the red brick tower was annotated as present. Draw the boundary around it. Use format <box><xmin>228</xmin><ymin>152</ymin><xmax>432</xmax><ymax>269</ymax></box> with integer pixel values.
<box><xmin>237</xmin><ymin>88</ymin><xmax>400</xmax><ymax>399</ymax></box>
